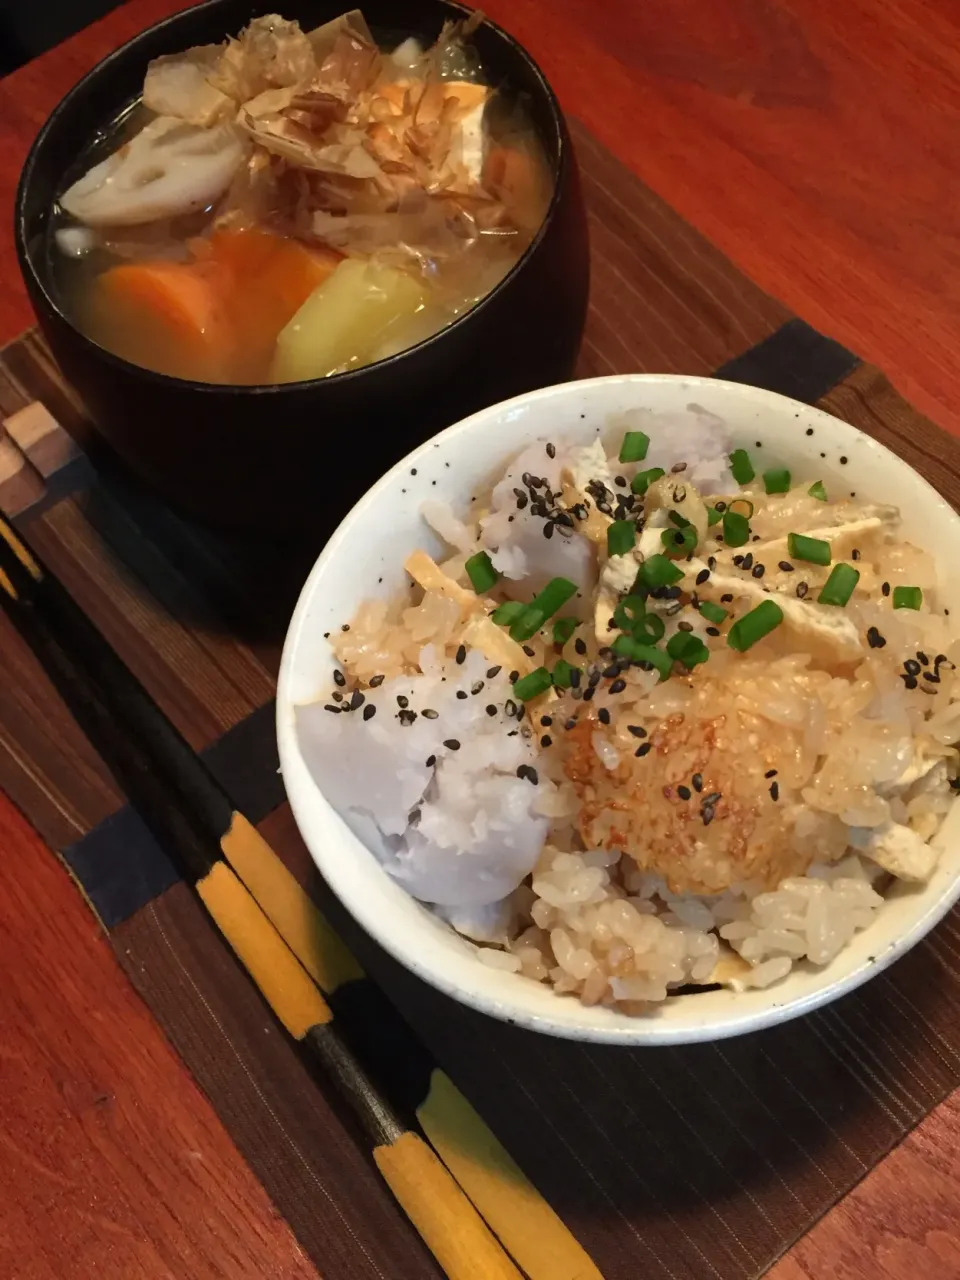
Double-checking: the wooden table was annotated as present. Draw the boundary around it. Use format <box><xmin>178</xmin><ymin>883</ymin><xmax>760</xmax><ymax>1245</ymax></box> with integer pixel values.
<box><xmin>1</xmin><ymin>3</ymin><xmax>959</xmax><ymax>1276</ymax></box>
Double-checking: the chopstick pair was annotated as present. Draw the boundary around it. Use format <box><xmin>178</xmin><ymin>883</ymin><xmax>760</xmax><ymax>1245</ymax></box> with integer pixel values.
<box><xmin>0</xmin><ymin>513</ymin><xmax>601</xmax><ymax>1280</ymax></box>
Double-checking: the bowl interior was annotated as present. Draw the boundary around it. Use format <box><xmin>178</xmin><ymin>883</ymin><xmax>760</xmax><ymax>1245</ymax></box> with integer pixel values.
<box><xmin>277</xmin><ymin>374</ymin><xmax>960</xmax><ymax>1044</ymax></box>
<box><xmin>16</xmin><ymin>0</ymin><xmax>566</xmax><ymax>394</ymax></box>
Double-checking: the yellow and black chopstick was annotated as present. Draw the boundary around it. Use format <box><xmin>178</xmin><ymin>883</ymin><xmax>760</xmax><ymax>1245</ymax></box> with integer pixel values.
<box><xmin>0</xmin><ymin>515</ymin><xmax>602</xmax><ymax>1280</ymax></box>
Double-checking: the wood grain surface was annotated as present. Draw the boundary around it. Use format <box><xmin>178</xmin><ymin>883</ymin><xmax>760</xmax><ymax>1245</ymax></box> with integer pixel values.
<box><xmin>0</xmin><ymin>2</ymin><xmax>959</xmax><ymax>1278</ymax></box>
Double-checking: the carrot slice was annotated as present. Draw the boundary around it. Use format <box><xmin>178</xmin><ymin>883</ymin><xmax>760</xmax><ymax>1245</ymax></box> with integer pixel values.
<box><xmin>86</xmin><ymin>260</ymin><xmax>235</xmax><ymax>382</ymax></box>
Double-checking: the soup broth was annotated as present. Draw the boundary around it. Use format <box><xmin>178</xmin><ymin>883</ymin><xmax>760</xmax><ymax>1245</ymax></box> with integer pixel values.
<box><xmin>50</xmin><ymin>9</ymin><xmax>554</xmax><ymax>385</ymax></box>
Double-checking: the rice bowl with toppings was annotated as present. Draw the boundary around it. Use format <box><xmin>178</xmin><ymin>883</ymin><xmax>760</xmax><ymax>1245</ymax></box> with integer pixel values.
<box><xmin>278</xmin><ymin>375</ymin><xmax>960</xmax><ymax>1044</ymax></box>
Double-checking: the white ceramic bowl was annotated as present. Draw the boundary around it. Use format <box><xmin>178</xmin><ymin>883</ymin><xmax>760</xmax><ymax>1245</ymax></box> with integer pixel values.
<box><xmin>277</xmin><ymin>374</ymin><xmax>960</xmax><ymax>1045</ymax></box>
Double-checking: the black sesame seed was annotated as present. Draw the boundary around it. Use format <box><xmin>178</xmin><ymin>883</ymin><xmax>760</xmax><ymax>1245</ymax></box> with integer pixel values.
<box><xmin>516</xmin><ymin>764</ymin><xmax>539</xmax><ymax>784</ymax></box>
<box><xmin>546</xmin><ymin>442</ymin><xmax>556</xmax><ymax>458</ymax></box>
<box><xmin>455</xmin><ymin>644</ymin><xmax>466</xmax><ymax>665</ymax></box>
<box><xmin>924</xmin><ymin>671</ymin><xmax>941</xmax><ymax>685</ymax></box>
<box><xmin>708</xmin><ymin>556</ymin><xmax>717</xmax><ymax>570</ymax></box>
<box><xmin>444</xmin><ymin>739</ymin><xmax>461</xmax><ymax>751</ymax></box>
<box><xmin>882</xmin><ymin>581</ymin><xmax>891</xmax><ymax>597</ymax></box>
<box><xmin>397</xmin><ymin>695</ymin><xmax>409</xmax><ymax>708</ymax></box>
<box><xmin>487</xmin><ymin>666</ymin><xmax>502</xmax><ymax>678</ymax></box>
<box><xmin>350</xmin><ymin>690</ymin><xmax>365</xmax><ymax>710</ymax></box>
<box><xmin>504</xmin><ymin>699</ymin><xmax>518</xmax><ymax>717</ymax></box>
<box><xmin>851</xmin><ymin>548</ymin><xmax>861</xmax><ymax>561</ymax></box>
<box><xmin>399</xmin><ymin>709</ymin><xmax>417</xmax><ymax>726</ymax></box>
<box><xmin>541</xmin><ymin>735</ymin><xmax>553</xmax><ymax>748</ymax></box>
<box><xmin>588</xmin><ymin>669</ymin><xmax>602</xmax><ymax>688</ymax></box>
<box><xmin>610</xmin><ymin>678</ymin><xmax>627</xmax><ymax>694</ymax></box>
<box><xmin>741</xmin><ymin>552</ymin><xmax>754</xmax><ymax>571</ymax></box>
<box><xmin>515</xmin><ymin>492</ymin><xmax>528</xmax><ymax>510</ymax></box>
<box><xmin>324</xmin><ymin>704</ymin><xmax>342</xmax><ymax>713</ymax></box>
<box><xmin>917</xmin><ymin>651</ymin><xmax>930</xmax><ymax>665</ymax></box>
<box><xmin>565</xmin><ymin>717</ymin><xmax>578</xmax><ymax>730</ymax></box>
<box><xmin>332</xmin><ymin>691</ymin><xmax>344</xmax><ymax>703</ymax></box>
<box><xmin>573</xmin><ymin>637</ymin><xmax>588</xmax><ymax>657</ymax></box>
<box><xmin>486</xmin><ymin>704</ymin><xmax>498</xmax><ymax>716</ymax></box>
<box><xmin>839</xmin><ymin>456</ymin><xmax>848</xmax><ymax>465</ymax></box>
<box><xmin>522</xmin><ymin>645</ymin><xmax>535</xmax><ymax>658</ymax></box>
<box><xmin>701</xmin><ymin>804</ymin><xmax>716</xmax><ymax>826</ymax></box>
<box><xmin>706</xmin><ymin>626</ymin><xmax>721</xmax><ymax>637</ymax></box>
<box><xmin>678</xmin><ymin>785</ymin><xmax>692</xmax><ymax>801</ymax></box>
<box><xmin>369</xmin><ymin>674</ymin><xmax>385</xmax><ymax>688</ymax></box>
<box><xmin>752</xmin><ymin>563</ymin><xmax>766</xmax><ymax>579</ymax></box>
<box><xmin>569</xmin><ymin>668</ymin><xmax>582</xmax><ymax>688</ymax></box>
<box><xmin>778</xmin><ymin>561</ymin><xmax>794</xmax><ymax>573</ymax></box>
<box><xmin>733</xmin><ymin>555</ymin><xmax>744</xmax><ymax>567</ymax></box>
<box><xmin>341</xmin><ymin>624</ymin><xmax>350</xmax><ymax>632</ymax></box>
<box><xmin>543</xmin><ymin>522</ymin><xmax>555</xmax><ymax>539</ymax></box>
<box><xmin>627</xmin><ymin>725</ymin><xmax>647</xmax><ymax>738</ymax></box>
<box><xmin>635</xmin><ymin>742</ymin><xmax>653</xmax><ymax>757</ymax></box>
<box><xmin>471</xmin><ymin>681</ymin><xmax>485</xmax><ymax>695</ymax></box>
<box><xmin>755</xmin><ymin>441</ymin><xmax>762</xmax><ymax>448</ymax></box>
<box><xmin>421</xmin><ymin>709</ymin><xmax>439</xmax><ymax>719</ymax></box>
<box><xmin>901</xmin><ymin>675</ymin><xmax>918</xmax><ymax>690</ymax></box>
<box><xmin>333</xmin><ymin>669</ymin><xmax>346</xmax><ymax>687</ymax></box>
<box><xmin>866</xmin><ymin>627</ymin><xmax>886</xmax><ymax>649</ymax></box>
<box><xmin>677</xmin><ymin>620</ymin><xmax>694</xmax><ymax>632</ymax></box>
<box><xmin>540</xmin><ymin>715</ymin><xmax>553</xmax><ymax>727</ymax></box>
<box><xmin>796</xmin><ymin>582</ymin><xmax>809</xmax><ymax>599</ymax></box>
<box><xmin>770</xmin><ymin>781</ymin><xmax>780</xmax><ymax>801</ymax></box>
<box><xmin>425</xmin><ymin>755</ymin><xmax>436</xmax><ymax>767</ymax></box>
<box><xmin>410</xmin><ymin>467</ymin><xmax>418</xmax><ymax>475</ymax></box>
<box><xmin>323</xmin><ymin>631</ymin><xmax>330</xmax><ymax>639</ymax></box>
<box><xmin>509</xmin><ymin>670</ymin><xmax>519</xmax><ymax>683</ymax></box>
<box><xmin>904</xmin><ymin>659</ymin><xmax>921</xmax><ymax>676</ymax></box>
<box><xmin>695</xmin><ymin>569</ymin><xmax>710</xmax><ymax>586</ymax></box>
<box><xmin>456</xmin><ymin>690</ymin><xmax>468</xmax><ymax>700</ymax></box>
<box><xmin>598</xmin><ymin>706</ymin><xmax>611</xmax><ymax>725</ymax></box>
<box><xmin>805</xmin><ymin>427</ymin><xmax>814</xmax><ymax>436</ymax></box>
<box><xmin>582</xmin><ymin>686</ymin><xmax>596</xmax><ymax>701</ymax></box>
<box><xmin>692</xmin><ymin>773</ymin><xmax>703</xmax><ymax>792</ymax></box>
<box><xmin>363</xmin><ymin>704</ymin><xmax>376</xmax><ymax>721</ymax></box>
<box><xmin>720</xmin><ymin>593</ymin><xmax>734</xmax><ymax>603</ymax></box>
<box><xmin>664</xmin><ymin>601</ymin><xmax>684</xmax><ymax>617</ymax></box>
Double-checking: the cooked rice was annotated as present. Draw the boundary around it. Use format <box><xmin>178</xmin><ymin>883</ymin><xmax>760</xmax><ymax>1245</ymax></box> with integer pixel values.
<box><xmin>297</xmin><ymin>409</ymin><xmax>960</xmax><ymax>1013</ymax></box>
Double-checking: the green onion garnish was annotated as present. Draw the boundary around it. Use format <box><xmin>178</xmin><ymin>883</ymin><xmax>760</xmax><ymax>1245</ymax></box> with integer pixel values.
<box><xmin>552</xmin><ymin>659</ymin><xmax>579</xmax><ymax>689</ymax></box>
<box><xmin>668</xmin><ymin>510</ymin><xmax>692</xmax><ymax>528</ymax></box>
<box><xmin>619</xmin><ymin>430</ymin><xmax>650</xmax><ymax>463</ymax></box>
<box><xmin>612</xmin><ymin>635</ymin><xmax>672</xmax><ymax>680</ymax></box>
<box><xmin>728</xmin><ymin>498</ymin><xmax>755</xmax><ymax>518</ymax></box>
<box><xmin>640</xmin><ymin>554</ymin><xmax>685</xmax><ymax>589</ymax></box>
<box><xmin>661</xmin><ymin>525</ymin><xmax>697</xmax><ymax>557</ymax></box>
<box><xmin>666</xmin><ymin>631</ymin><xmax>709</xmax><ymax>667</ymax></box>
<box><xmin>722</xmin><ymin>510</ymin><xmax>751</xmax><ymax>548</ymax></box>
<box><xmin>607</xmin><ymin>520</ymin><xmax>636</xmax><ymax>558</ymax></box>
<box><xmin>818</xmin><ymin>563</ymin><xmax>859</xmax><ymax>607</ymax></box>
<box><xmin>707</xmin><ymin>506</ymin><xmax>723</xmax><ymax>526</ymax></box>
<box><xmin>612</xmin><ymin>594</ymin><xmax>647</xmax><ymax>632</ymax></box>
<box><xmin>727</xmin><ymin>600</ymin><xmax>784</xmax><ymax>652</ymax></box>
<box><xmin>492</xmin><ymin>600</ymin><xmax>525</xmax><ymax>626</ymax></box>
<box><xmin>787</xmin><ymin>533</ymin><xmax>831</xmax><ymax>566</ymax></box>
<box><xmin>631</xmin><ymin>466</ymin><xmax>666</xmax><ymax>495</ymax></box>
<box><xmin>893</xmin><ymin>585</ymin><xmax>923</xmax><ymax>610</ymax></box>
<box><xmin>808</xmin><ymin>480</ymin><xmax>828</xmax><ymax>502</ymax></box>
<box><xmin>509</xmin><ymin>577</ymin><xmax>578</xmax><ymax>641</ymax></box>
<box><xmin>633</xmin><ymin>613</ymin><xmax>666</xmax><ymax>644</ymax></box>
<box><xmin>465</xmin><ymin>550</ymin><xmax>499</xmax><ymax>593</ymax></box>
<box><xmin>763</xmin><ymin>468</ymin><xmax>791</xmax><ymax>494</ymax></box>
<box><xmin>729</xmin><ymin>449</ymin><xmax>755</xmax><ymax>484</ymax></box>
<box><xmin>553</xmin><ymin>616</ymin><xmax>577</xmax><ymax>645</ymax></box>
<box><xmin>699</xmin><ymin>600</ymin><xmax>729</xmax><ymax>625</ymax></box>
<box><xmin>513</xmin><ymin>667</ymin><xmax>553</xmax><ymax>701</ymax></box>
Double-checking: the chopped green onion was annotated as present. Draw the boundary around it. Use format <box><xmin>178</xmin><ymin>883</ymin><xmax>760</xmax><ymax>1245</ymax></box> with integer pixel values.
<box><xmin>631</xmin><ymin>466</ymin><xmax>666</xmax><ymax>495</ymax></box>
<box><xmin>465</xmin><ymin>550</ymin><xmax>499</xmax><ymax>593</ymax></box>
<box><xmin>727</xmin><ymin>498</ymin><xmax>755</xmax><ymax>519</ymax></box>
<box><xmin>612</xmin><ymin>594</ymin><xmax>647</xmax><ymax>632</ymax></box>
<box><xmin>699</xmin><ymin>600</ymin><xmax>729</xmax><ymax>625</ymax></box>
<box><xmin>666</xmin><ymin>632</ymin><xmax>709</xmax><ymax>668</ymax></box>
<box><xmin>612</xmin><ymin>635</ymin><xmax>672</xmax><ymax>680</ymax></box>
<box><xmin>552</xmin><ymin>658</ymin><xmax>579</xmax><ymax>689</ymax></box>
<box><xmin>707</xmin><ymin>506</ymin><xmax>723</xmax><ymax>526</ymax></box>
<box><xmin>808</xmin><ymin>480</ymin><xmax>828</xmax><ymax>502</ymax></box>
<box><xmin>552</xmin><ymin>616</ymin><xmax>578</xmax><ymax>645</ymax></box>
<box><xmin>727</xmin><ymin>600</ymin><xmax>784</xmax><ymax>652</ymax></box>
<box><xmin>763</xmin><ymin>467</ymin><xmax>791</xmax><ymax>495</ymax></box>
<box><xmin>633</xmin><ymin>613</ymin><xmax>666</xmax><ymax>644</ymax></box>
<box><xmin>607</xmin><ymin>520</ymin><xmax>636</xmax><ymax>558</ymax></box>
<box><xmin>722</xmin><ymin>510</ymin><xmax>751</xmax><ymax>548</ymax></box>
<box><xmin>729</xmin><ymin>449</ymin><xmax>755</xmax><ymax>484</ymax></box>
<box><xmin>513</xmin><ymin>667</ymin><xmax>553</xmax><ymax>701</ymax></box>
<box><xmin>662</xmin><ymin>525</ymin><xmax>697</xmax><ymax>557</ymax></box>
<box><xmin>640</xmin><ymin>554</ymin><xmax>685</xmax><ymax>589</ymax></box>
<box><xmin>492</xmin><ymin>600</ymin><xmax>525</xmax><ymax>626</ymax></box>
<box><xmin>893</xmin><ymin>585</ymin><xmax>923</xmax><ymax>611</ymax></box>
<box><xmin>509</xmin><ymin>576</ymin><xmax>578</xmax><ymax>641</ymax></box>
<box><xmin>787</xmin><ymin>532</ymin><xmax>831</xmax><ymax>566</ymax></box>
<box><xmin>668</xmin><ymin>510</ymin><xmax>692</xmax><ymax>528</ymax></box>
<box><xmin>818</xmin><ymin>563</ymin><xmax>859</xmax><ymax>607</ymax></box>
<box><xmin>619</xmin><ymin>430</ymin><xmax>650</xmax><ymax>463</ymax></box>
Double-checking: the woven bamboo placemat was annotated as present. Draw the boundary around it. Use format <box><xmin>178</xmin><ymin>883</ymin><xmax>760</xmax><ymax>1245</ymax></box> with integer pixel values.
<box><xmin>3</xmin><ymin>120</ymin><xmax>960</xmax><ymax>1279</ymax></box>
